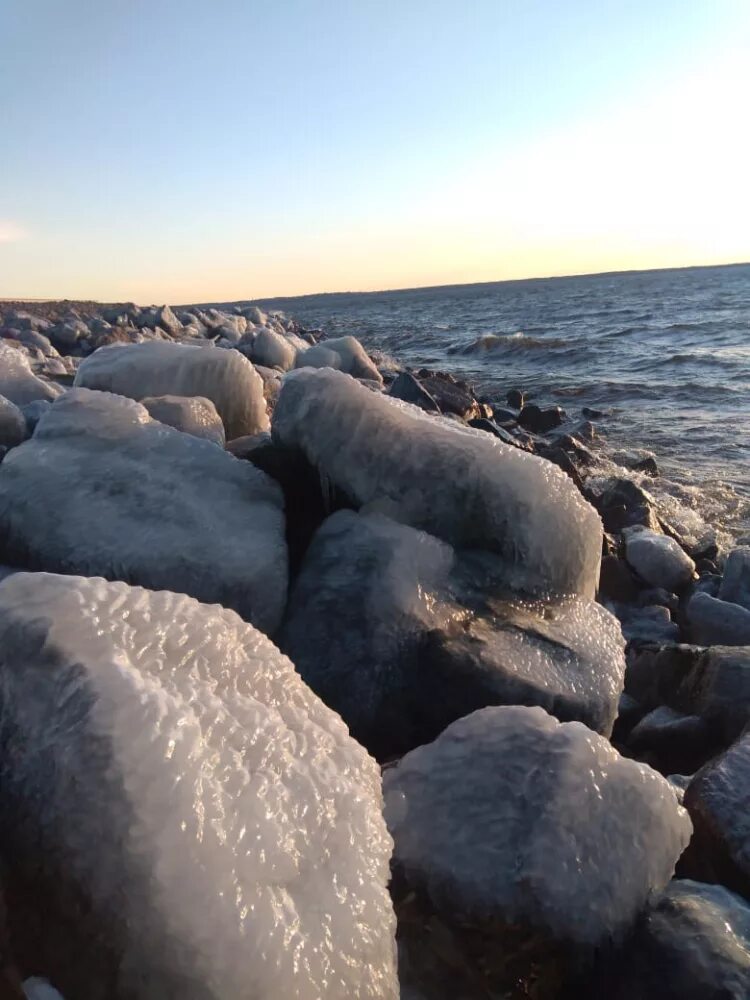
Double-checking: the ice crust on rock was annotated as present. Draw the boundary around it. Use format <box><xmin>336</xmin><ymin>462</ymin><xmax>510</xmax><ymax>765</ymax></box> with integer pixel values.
<box><xmin>687</xmin><ymin>591</ymin><xmax>750</xmax><ymax>646</ymax></box>
<box><xmin>273</xmin><ymin>368</ymin><xmax>603</xmax><ymax>598</ymax></box>
<box><xmin>74</xmin><ymin>340</ymin><xmax>268</xmax><ymax>438</ymax></box>
<box><xmin>0</xmin><ymin>343</ymin><xmax>63</xmax><ymax>407</ymax></box>
<box><xmin>281</xmin><ymin>511</ymin><xmax>625</xmax><ymax>758</ymax></box>
<box><xmin>141</xmin><ymin>393</ymin><xmax>225</xmax><ymax>446</ymax></box>
<box><xmin>623</xmin><ymin>526</ymin><xmax>695</xmax><ymax>591</ymax></box>
<box><xmin>0</xmin><ymin>572</ymin><xmax>397</xmax><ymax>1000</ymax></box>
<box><xmin>0</xmin><ymin>393</ymin><xmax>28</xmax><ymax>448</ymax></box>
<box><xmin>720</xmin><ymin>546</ymin><xmax>750</xmax><ymax>611</ymax></box>
<box><xmin>605</xmin><ymin>880</ymin><xmax>750</xmax><ymax>999</ymax></box>
<box><xmin>384</xmin><ymin>706</ymin><xmax>691</xmax><ymax>947</ymax></box>
<box><xmin>0</xmin><ymin>389</ymin><xmax>286</xmax><ymax>633</ymax></box>
<box><xmin>248</xmin><ymin>327</ymin><xmax>298</xmax><ymax>371</ymax></box>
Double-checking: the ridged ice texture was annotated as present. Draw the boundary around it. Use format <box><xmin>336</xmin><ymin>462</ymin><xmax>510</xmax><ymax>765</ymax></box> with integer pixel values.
<box><xmin>273</xmin><ymin>368</ymin><xmax>602</xmax><ymax>598</ymax></box>
<box><xmin>0</xmin><ymin>342</ymin><xmax>62</xmax><ymax>406</ymax></box>
<box><xmin>0</xmin><ymin>389</ymin><xmax>286</xmax><ymax>633</ymax></box>
<box><xmin>0</xmin><ymin>572</ymin><xmax>397</xmax><ymax>1000</ymax></box>
<box><xmin>75</xmin><ymin>340</ymin><xmax>268</xmax><ymax>439</ymax></box>
<box><xmin>384</xmin><ymin>706</ymin><xmax>691</xmax><ymax>947</ymax></box>
<box><xmin>141</xmin><ymin>393</ymin><xmax>226</xmax><ymax>445</ymax></box>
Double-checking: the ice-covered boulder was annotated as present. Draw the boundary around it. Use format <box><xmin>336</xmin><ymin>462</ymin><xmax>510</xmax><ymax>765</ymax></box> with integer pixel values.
<box><xmin>683</xmin><ymin>733</ymin><xmax>750</xmax><ymax>897</ymax></box>
<box><xmin>0</xmin><ymin>343</ymin><xmax>63</xmax><ymax>406</ymax></box>
<box><xmin>281</xmin><ymin>511</ymin><xmax>624</xmax><ymax>758</ymax></box>
<box><xmin>74</xmin><ymin>340</ymin><xmax>268</xmax><ymax>439</ymax></box>
<box><xmin>602</xmin><ymin>880</ymin><xmax>750</xmax><ymax>999</ymax></box>
<box><xmin>0</xmin><ymin>394</ymin><xmax>28</xmax><ymax>448</ymax></box>
<box><xmin>294</xmin><ymin>343</ymin><xmax>343</xmax><ymax>371</ymax></box>
<box><xmin>0</xmin><ymin>389</ymin><xmax>286</xmax><ymax>633</ymax></box>
<box><xmin>720</xmin><ymin>547</ymin><xmax>750</xmax><ymax>611</ymax></box>
<box><xmin>141</xmin><ymin>394</ymin><xmax>225</xmax><ymax>446</ymax></box>
<box><xmin>273</xmin><ymin>368</ymin><xmax>603</xmax><ymax>599</ymax></box>
<box><xmin>249</xmin><ymin>327</ymin><xmax>297</xmax><ymax>371</ymax></box>
<box><xmin>317</xmin><ymin>336</ymin><xmax>382</xmax><ymax>382</ymax></box>
<box><xmin>624</xmin><ymin>526</ymin><xmax>695</xmax><ymax>591</ymax></box>
<box><xmin>0</xmin><ymin>572</ymin><xmax>397</xmax><ymax>1000</ymax></box>
<box><xmin>385</xmin><ymin>705</ymin><xmax>690</xmax><ymax>940</ymax></box>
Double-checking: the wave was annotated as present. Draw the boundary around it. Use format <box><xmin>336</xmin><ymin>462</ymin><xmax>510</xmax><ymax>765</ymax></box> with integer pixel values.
<box><xmin>448</xmin><ymin>332</ymin><xmax>570</xmax><ymax>355</ymax></box>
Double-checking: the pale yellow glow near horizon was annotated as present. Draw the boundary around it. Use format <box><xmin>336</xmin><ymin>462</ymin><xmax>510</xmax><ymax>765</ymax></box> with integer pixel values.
<box><xmin>2</xmin><ymin>51</ymin><xmax>748</xmax><ymax>304</ymax></box>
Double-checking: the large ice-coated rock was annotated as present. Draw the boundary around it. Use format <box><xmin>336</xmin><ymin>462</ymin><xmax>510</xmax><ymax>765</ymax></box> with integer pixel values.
<box><xmin>0</xmin><ymin>389</ymin><xmax>286</xmax><ymax>633</ymax></box>
<box><xmin>0</xmin><ymin>572</ymin><xmax>397</xmax><ymax>999</ymax></box>
<box><xmin>295</xmin><ymin>336</ymin><xmax>382</xmax><ymax>383</ymax></box>
<box><xmin>0</xmin><ymin>394</ymin><xmax>28</xmax><ymax>448</ymax></box>
<box><xmin>601</xmin><ymin>880</ymin><xmax>750</xmax><ymax>999</ymax></box>
<box><xmin>247</xmin><ymin>327</ymin><xmax>297</xmax><ymax>371</ymax></box>
<box><xmin>0</xmin><ymin>343</ymin><xmax>63</xmax><ymax>407</ymax></box>
<box><xmin>273</xmin><ymin>369</ymin><xmax>603</xmax><ymax>599</ymax></box>
<box><xmin>385</xmin><ymin>707</ymin><xmax>690</xmax><ymax>944</ymax></box>
<box><xmin>141</xmin><ymin>393</ymin><xmax>225</xmax><ymax>446</ymax></box>
<box><xmin>687</xmin><ymin>591</ymin><xmax>750</xmax><ymax>646</ymax></box>
<box><xmin>74</xmin><ymin>340</ymin><xmax>268</xmax><ymax>439</ymax></box>
<box><xmin>281</xmin><ymin>511</ymin><xmax>625</xmax><ymax>759</ymax></box>
<box><xmin>682</xmin><ymin>733</ymin><xmax>750</xmax><ymax>898</ymax></box>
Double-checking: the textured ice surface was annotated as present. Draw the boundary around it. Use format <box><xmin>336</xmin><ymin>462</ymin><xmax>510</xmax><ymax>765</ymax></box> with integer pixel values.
<box><xmin>624</xmin><ymin>526</ymin><xmax>695</xmax><ymax>591</ymax></box>
<box><xmin>314</xmin><ymin>336</ymin><xmax>383</xmax><ymax>383</ymax></box>
<box><xmin>295</xmin><ymin>344</ymin><xmax>343</xmax><ymax>371</ymax></box>
<box><xmin>384</xmin><ymin>706</ymin><xmax>691</xmax><ymax>947</ymax></box>
<box><xmin>0</xmin><ymin>572</ymin><xmax>397</xmax><ymax>1000</ymax></box>
<box><xmin>75</xmin><ymin>340</ymin><xmax>268</xmax><ymax>438</ymax></box>
<box><xmin>685</xmin><ymin>732</ymin><xmax>750</xmax><ymax>894</ymax></box>
<box><xmin>273</xmin><ymin>368</ymin><xmax>602</xmax><ymax>598</ymax></box>
<box><xmin>0</xmin><ymin>389</ymin><xmax>286</xmax><ymax>633</ymax></box>
<box><xmin>0</xmin><ymin>393</ymin><xmax>28</xmax><ymax>447</ymax></box>
<box><xmin>281</xmin><ymin>511</ymin><xmax>624</xmax><ymax>757</ymax></box>
<box><xmin>141</xmin><ymin>393</ymin><xmax>225</xmax><ymax>445</ymax></box>
<box><xmin>249</xmin><ymin>327</ymin><xmax>298</xmax><ymax>371</ymax></box>
<box><xmin>607</xmin><ymin>880</ymin><xmax>750</xmax><ymax>999</ymax></box>
<box><xmin>0</xmin><ymin>343</ymin><xmax>63</xmax><ymax>406</ymax></box>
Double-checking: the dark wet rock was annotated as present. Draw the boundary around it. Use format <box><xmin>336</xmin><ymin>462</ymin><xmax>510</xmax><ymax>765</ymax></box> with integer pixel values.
<box><xmin>517</xmin><ymin>403</ymin><xmax>565</xmax><ymax>434</ymax></box>
<box><xmin>625</xmin><ymin>643</ymin><xmax>750</xmax><ymax>747</ymax></box>
<box><xmin>537</xmin><ymin>446</ymin><xmax>584</xmax><ymax>490</ymax></box>
<box><xmin>387</xmin><ymin>372</ymin><xmax>440</xmax><ymax>413</ymax></box>
<box><xmin>506</xmin><ymin>388</ymin><xmax>524</xmax><ymax>409</ymax></box>
<box><xmin>617</xmin><ymin>605</ymin><xmax>680</xmax><ymax>645</ymax></box>
<box><xmin>599</xmin><ymin>880</ymin><xmax>750</xmax><ymax>1000</ymax></box>
<box><xmin>695</xmin><ymin>559</ymin><xmax>721</xmax><ymax>576</ymax></box>
<box><xmin>632</xmin><ymin>455</ymin><xmax>659</xmax><ymax>477</ymax></box>
<box><xmin>581</xmin><ymin>406</ymin><xmax>605</xmax><ymax>419</ymax></box>
<box><xmin>690</xmin><ymin>539</ymin><xmax>720</xmax><ymax>563</ymax></box>
<box><xmin>598</xmin><ymin>555</ymin><xmax>639</xmax><ymax>603</ymax></box>
<box><xmin>546</xmin><ymin>432</ymin><xmax>595</xmax><ymax>465</ymax></box>
<box><xmin>682</xmin><ymin>734</ymin><xmax>750</xmax><ymax>898</ymax></box>
<box><xmin>384</xmin><ymin>707</ymin><xmax>691</xmax><ymax>999</ymax></box>
<box><xmin>467</xmin><ymin>417</ymin><xmax>521</xmax><ymax>447</ymax></box>
<box><xmin>694</xmin><ymin>573</ymin><xmax>722</xmax><ymax>597</ymax></box>
<box><xmin>281</xmin><ymin>511</ymin><xmax>625</xmax><ymax>760</ymax></box>
<box><xmin>626</xmin><ymin>706</ymin><xmax>715</xmax><ymax>776</ymax></box>
<box><xmin>720</xmin><ymin>547</ymin><xmax>750</xmax><ymax>612</ymax></box>
<box><xmin>612</xmin><ymin>692</ymin><xmax>648</xmax><ymax>743</ymax></box>
<box><xmin>417</xmin><ymin>373</ymin><xmax>481</xmax><ymax>420</ymax></box>
<box><xmin>591</xmin><ymin>478</ymin><xmax>661</xmax><ymax>533</ymax></box>
<box><xmin>487</xmin><ymin>406</ymin><xmax>517</xmax><ymax>424</ymax></box>
<box><xmin>637</xmin><ymin>588</ymin><xmax>679</xmax><ymax>613</ymax></box>
<box><xmin>687</xmin><ymin>592</ymin><xmax>750</xmax><ymax>646</ymax></box>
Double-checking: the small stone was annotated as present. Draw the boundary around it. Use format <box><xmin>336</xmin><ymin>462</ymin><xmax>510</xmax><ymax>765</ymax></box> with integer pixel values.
<box><xmin>506</xmin><ymin>388</ymin><xmax>524</xmax><ymax>409</ymax></box>
<box><xmin>518</xmin><ymin>403</ymin><xmax>565</xmax><ymax>433</ymax></box>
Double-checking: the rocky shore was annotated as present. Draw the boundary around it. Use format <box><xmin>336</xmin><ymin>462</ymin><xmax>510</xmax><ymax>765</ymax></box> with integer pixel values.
<box><xmin>0</xmin><ymin>299</ymin><xmax>748</xmax><ymax>998</ymax></box>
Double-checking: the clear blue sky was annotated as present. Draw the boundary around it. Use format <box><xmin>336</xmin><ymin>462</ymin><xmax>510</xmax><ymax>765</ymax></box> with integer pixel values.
<box><xmin>1</xmin><ymin>0</ymin><xmax>749</xmax><ymax>301</ymax></box>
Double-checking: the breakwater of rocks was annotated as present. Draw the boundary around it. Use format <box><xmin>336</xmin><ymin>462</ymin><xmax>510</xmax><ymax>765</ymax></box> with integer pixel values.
<box><xmin>0</xmin><ymin>298</ymin><xmax>748</xmax><ymax>999</ymax></box>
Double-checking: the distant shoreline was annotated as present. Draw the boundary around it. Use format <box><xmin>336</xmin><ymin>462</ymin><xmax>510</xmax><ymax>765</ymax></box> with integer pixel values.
<box><xmin>3</xmin><ymin>259</ymin><xmax>749</xmax><ymax>310</ymax></box>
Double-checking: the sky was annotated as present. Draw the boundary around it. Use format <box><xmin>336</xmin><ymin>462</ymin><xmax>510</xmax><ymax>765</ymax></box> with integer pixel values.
<box><xmin>1</xmin><ymin>0</ymin><xmax>749</xmax><ymax>302</ymax></box>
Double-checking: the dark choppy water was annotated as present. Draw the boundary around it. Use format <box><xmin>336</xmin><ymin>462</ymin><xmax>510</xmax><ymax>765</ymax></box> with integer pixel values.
<box><xmin>259</xmin><ymin>264</ymin><xmax>750</xmax><ymax>542</ymax></box>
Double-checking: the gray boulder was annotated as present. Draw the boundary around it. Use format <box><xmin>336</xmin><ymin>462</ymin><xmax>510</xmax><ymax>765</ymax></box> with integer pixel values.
<box><xmin>0</xmin><ymin>389</ymin><xmax>287</xmax><ymax>634</ymax></box>
<box><xmin>385</xmin><ymin>706</ymin><xmax>691</xmax><ymax>997</ymax></box>
<box><xmin>603</xmin><ymin>880</ymin><xmax>750</xmax><ymax>1000</ymax></box>
<box><xmin>387</xmin><ymin>372</ymin><xmax>440</xmax><ymax>413</ymax></box>
<box><xmin>687</xmin><ymin>592</ymin><xmax>750</xmax><ymax>646</ymax></box>
<box><xmin>720</xmin><ymin>547</ymin><xmax>750</xmax><ymax>612</ymax></box>
<box><xmin>0</xmin><ymin>395</ymin><xmax>28</xmax><ymax>449</ymax></box>
<box><xmin>281</xmin><ymin>511</ymin><xmax>625</xmax><ymax>758</ymax></box>
<box><xmin>624</xmin><ymin>526</ymin><xmax>696</xmax><ymax>591</ymax></box>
